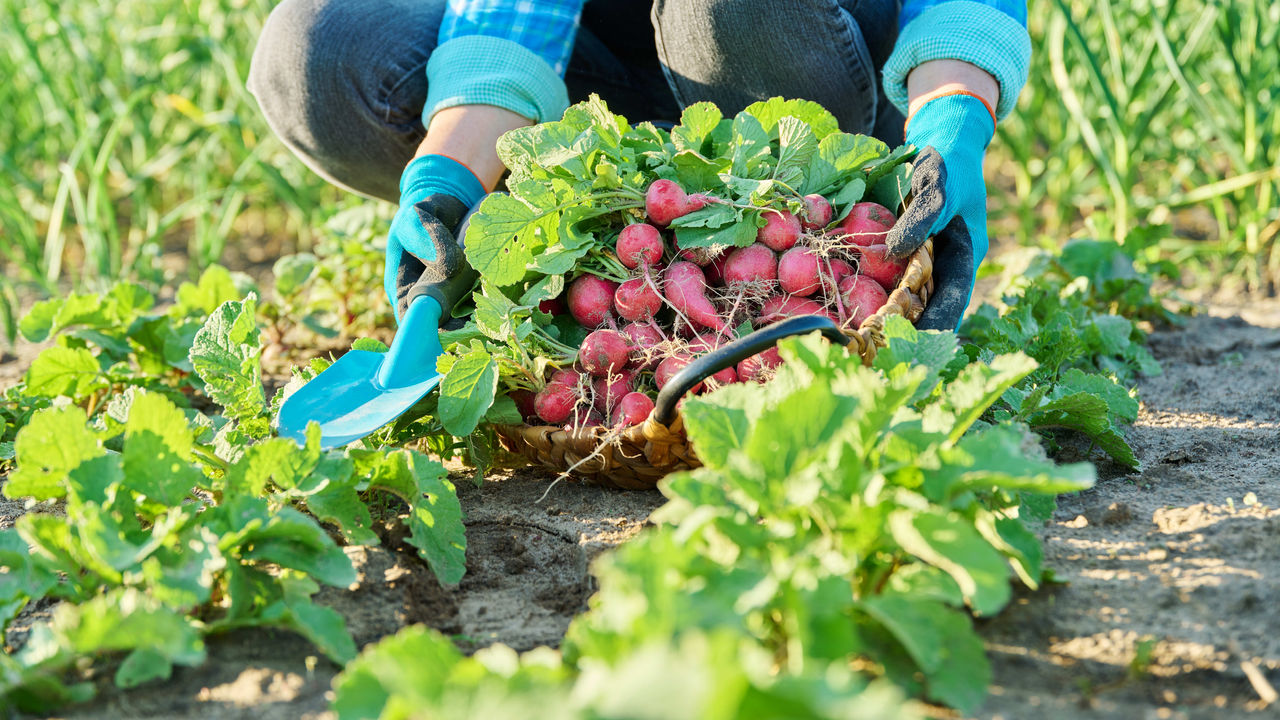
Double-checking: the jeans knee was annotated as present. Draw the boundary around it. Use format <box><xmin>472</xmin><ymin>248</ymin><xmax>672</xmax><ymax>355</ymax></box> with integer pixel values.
<box><xmin>248</xmin><ymin>0</ymin><xmax>433</xmax><ymax>200</ymax></box>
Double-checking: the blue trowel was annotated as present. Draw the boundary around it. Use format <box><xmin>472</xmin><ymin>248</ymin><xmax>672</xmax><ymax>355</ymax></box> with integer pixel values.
<box><xmin>276</xmin><ymin>203</ymin><xmax>479</xmax><ymax>448</ymax></box>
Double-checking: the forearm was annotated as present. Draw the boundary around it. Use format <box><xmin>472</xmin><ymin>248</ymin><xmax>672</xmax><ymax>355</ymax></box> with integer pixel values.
<box><xmin>413</xmin><ymin>105</ymin><xmax>531</xmax><ymax>191</ymax></box>
<box><xmin>906</xmin><ymin>60</ymin><xmax>999</xmax><ymax>120</ymax></box>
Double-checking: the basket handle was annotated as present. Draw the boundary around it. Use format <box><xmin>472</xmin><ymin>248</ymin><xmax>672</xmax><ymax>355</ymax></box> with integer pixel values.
<box><xmin>651</xmin><ymin>315</ymin><xmax>851</xmax><ymax>426</ymax></box>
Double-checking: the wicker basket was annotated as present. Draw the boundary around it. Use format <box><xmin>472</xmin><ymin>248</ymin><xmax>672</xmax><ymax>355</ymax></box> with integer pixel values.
<box><xmin>493</xmin><ymin>237</ymin><xmax>935</xmax><ymax>490</ymax></box>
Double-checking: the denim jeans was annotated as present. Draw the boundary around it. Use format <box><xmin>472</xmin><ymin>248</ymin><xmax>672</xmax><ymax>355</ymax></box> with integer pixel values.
<box><xmin>248</xmin><ymin>0</ymin><xmax>902</xmax><ymax>202</ymax></box>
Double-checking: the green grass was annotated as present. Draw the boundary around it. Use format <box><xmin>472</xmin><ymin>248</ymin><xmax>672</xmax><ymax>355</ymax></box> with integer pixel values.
<box><xmin>0</xmin><ymin>0</ymin><xmax>345</xmax><ymax>297</ymax></box>
<box><xmin>993</xmin><ymin>0</ymin><xmax>1280</xmax><ymax>291</ymax></box>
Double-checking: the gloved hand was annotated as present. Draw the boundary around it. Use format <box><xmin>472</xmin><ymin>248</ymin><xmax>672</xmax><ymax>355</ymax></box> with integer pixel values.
<box><xmin>385</xmin><ymin>154</ymin><xmax>487</xmax><ymax>322</ymax></box>
<box><xmin>885</xmin><ymin>93</ymin><xmax>995</xmax><ymax>330</ymax></box>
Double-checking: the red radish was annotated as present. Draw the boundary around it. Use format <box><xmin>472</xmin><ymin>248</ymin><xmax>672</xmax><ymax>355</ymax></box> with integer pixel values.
<box><xmin>537</xmin><ymin>297</ymin><xmax>566</xmax><ymax>315</ymax></box>
<box><xmin>706</xmin><ymin>366</ymin><xmax>738</xmax><ymax>387</ymax></box>
<box><xmin>737</xmin><ymin>347</ymin><xmax>783</xmax><ymax>382</ymax></box>
<box><xmin>801</xmin><ymin>194</ymin><xmax>833</xmax><ymax>230</ymax></box>
<box><xmin>838</xmin><ymin>274</ymin><xmax>890</xmax><ymax>327</ymax></box>
<box><xmin>819</xmin><ymin>257</ymin><xmax>856</xmax><ymax>294</ymax></box>
<box><xmin>612</xmin><ymin>392</ymin><xmax>654</xmax><ymax>427</ymax></box>
<box><xmin>674</xmin><ymin>235</ymin><xmax>720</xmax><ymax>267</ymax></box>
<box><xmin>837</xmin><ymin>202</ymin><xmax>896</xmax><ymax>247</ymax></box>
<box><xmin>856</xmin><ymin>244</ymin><xmax>909</xmax><ymax>291</ymax></box>
<box><xmin>614</xmin><ymin>277</ymin><xmax>663</xmax><ymax>321</ymax></box>
<box><xmin>655</xmin><ymin>353</ymin><xmax>702</xmax><ymax>393</ymax></box>
<box><xmin>579</xmin><ymin>330</ymin><xmax>631</xmax><ymax>377</ymax></box>
<box><xmin>688</xmin><ymin>332</ymin><xmax>723</xmax><ymax>352</ymax></box>
<box><xmin>510</xmin><ymin>389</ymin><xmax>538</xmax><ymax>421</ymax></box>
<box><xmin>705</xmin><ymin>253</ymin><xmax>730</xmax><ymax>286</ymax></box>
<box><xmin>722</xmin><ymin>244</ymin><xmax>778</xmax><ymax>285</ymax></box>
<box><xmin>757</xmin><ymin>295</ymin><xmax>834</xmax><ymax>325</ymax></box>
<box><xmin>777</xmin><ymin>247</ymin><xmax>822</xmax><ymax>296</ymax></box>
<box><xmin>664</xmin><ymin>261</ymin><xmax>726</xmax><ymax>332</ymax></box>
<box><xmin>534</xmin><ymin>382</ymin><xmax>577</xmax><ymax>424</ymax></box>
<box><xmin>550</xmin><ymin>368</ymin><xmax>583</xmax><ymax>387</ymax></box>
<box><xmin>645</xmin><ymin>179</ymin><xmax>707</xmax><ymax>226</ymax></box>
<box><xmin>621</xmin><ymin>322</ymin><xmax>663</xmax><ymax>367</ymax></box>
<box><xmin>616</xmin><ymin>224</ymin><xmax>664</xmax><ymax>269</ymax></box>
<box><xmin>565</xmin><ymin>405</ymin><xmax>605</xmax><ymax>430</ymax></box>
<box><xmin>592</xmin><ymin>370</ymin><xmax>635</xmax><ymax>413</ymax></box>
<box><xmin>567</xmin><ymin>274</ymin><xmax>619</xmax><ymax>327</ymax></box>
<box><xmin>757</xmin><ymin>209</ymin><xmax>802</xmax><ymax>252</ymax></box>
<box><xmin>686</xmin><ymin>193</ymin><xmax>712</xmax><ymax>212</ymax></box>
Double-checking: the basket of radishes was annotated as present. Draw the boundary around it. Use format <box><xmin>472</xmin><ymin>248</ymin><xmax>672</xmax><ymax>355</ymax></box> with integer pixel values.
<box><xmin>445</xmin><ymin>96</ymin><xmax>933</xmax><ymax>488</ymax></box>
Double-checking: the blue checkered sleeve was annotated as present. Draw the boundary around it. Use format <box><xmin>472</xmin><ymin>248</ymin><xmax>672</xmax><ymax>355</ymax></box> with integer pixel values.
<box><xmin>439</xmin><ymin>0</ymin><xmax>584</xmax><ymax>76</ymax></box>
<box><xmin>885</xmin><ymin>0</ymin><xmax>1031</xmax><ymax>120</ymax></box>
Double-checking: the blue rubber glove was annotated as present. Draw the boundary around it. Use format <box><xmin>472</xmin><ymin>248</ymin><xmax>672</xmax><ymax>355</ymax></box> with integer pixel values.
<box><xmin>886</xmin><ymin>93</ymin><xmax>995</xmax><ymax>329</ymax></box>
<box><xmin>384</xmin><ymin>154</ymin><xmax>487</xmax><ymax>322</ymax></box>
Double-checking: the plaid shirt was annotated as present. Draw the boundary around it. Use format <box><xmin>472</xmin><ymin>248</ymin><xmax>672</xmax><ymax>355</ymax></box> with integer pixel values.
<box><xmin>439</xmin><ymin>0</ymin><xmax>585</xmax><ymax>77</ymax></box>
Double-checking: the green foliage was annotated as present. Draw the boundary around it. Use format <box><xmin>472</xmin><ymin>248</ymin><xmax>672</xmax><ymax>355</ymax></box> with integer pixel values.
<box><xmin>1</xmin><ymin>283</ymin><xmax>467</xmax><ymax>714</ymax></box>
<box><xmin>963</xmin><ymin>240</ymin><xmax>1163</xmax><ymax>467</ymax></box>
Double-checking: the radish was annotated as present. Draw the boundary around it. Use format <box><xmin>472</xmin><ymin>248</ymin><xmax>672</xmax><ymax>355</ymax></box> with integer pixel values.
<box><xmin>737</xmin><ymin>347</ymin><xmax>783</xmax><ymax>382</ymax></box>
<box><xmin>614</xmin><ymin>276</ymin><xmax>663</xmax><ymax>321</ymax></box>
<box><xmin>534</xmin><ymin>382</ymin><xmax>577</xmax><ymax>424</ymax></box>
<box><xmin>674</xmin><ymin>235</ymin><xmax>720</xmax><ymax>267</ymax></box>
<box><xmin>838</xmin><ymin>274</ymin><xmax>890</xmax><ymax>327</ymax></box>
<box><xmin>579</xmin><ymin>329</ymin><xmax>631</xmax><ymax>377</ymax></box>
<box><xmin>568</xmin><ymin>274</ymin><xmax>619</xmax><ymax>327</ymax></box>
<box><xmin>856</xmin><ymin>244</ymin><xmax>909</xmax><ymax>291</ymax></box>
<box><xmin>777</xmin><ymin>247</ymin><xmax>822</xmax><ymax>296</ymax></box>
<box><xmin>621</xmin><ymin>322</ymin><xmax>663</xmax><ymax>367</ymax></box>
<box><xmin>757</xmin><ymin>209</ymin><xmax>801</xmax><ymax>252</ymax></box>
<box><xmin>655</xmin><ymin>353</ymin><xmax>702</xmax><ymax>393</ymax></box>
<box><xmin>722</xmin><ymin>244</ymin><xmax>778</xmax><ymax>286</ymax></box>
<box><xmin>646</xmin><ymin>180</ymin><xmax>708</xmax><ymax>226</ymax></box>
<box><xmin>801</xmin><ymin>194</ymin><xmax>833</xmax><ymax>230</ymax></box>
<box><xmin>510</xmin><ymin>389</ymin><xmax>538</xmax><ymax>422</ymax></box>
<box><xmin>565</xmin><ymin>405</ymin><xmax>605</xmax><ymax>430</ymax></box>
<box><xmin>537</xmin><ymin>297</ymin><xmax>566</xmax><ymax>315</ymax></box>
<box><xmin>611</xmin><ymin>392</ymin><xmax>654</xmax><ymax>427</ymax></box>
<box><xmin>836</xmin><ymin>202</ymin><xmax>896</xmax><ymax>247</ymax></box>
<box><xmin>706</xmin><ymin>366</ymin><xmax>738</xmax><ymax>387</ymax></box>
<box><xmin>550</xmin><ymin>368</ymin><xmax>583</xmax><ymax>387</ymax></box>
<box><xmin>705</xmin><ymin>252</ymin><xmax>730</xmax><ymax>286</ymax></box>
<box><xmin>664</xmin><ymin>261</ymin><xmax>726</xmax><ymax>332</ymax></box>
<box><xmin>616</xmin><ymin>223</ymin><xmax>664</xmax><ymax>269</ymax></box>
<box><xmin>688</xmin><ymin>332</ymin><xmax>723</xmax><ymax>353</ymax></box>
<box><xmin>757</xmin><ymin>295</ymin><xmax>834</xmax><ymax>325</ymax></box>
<box><xmin>819</xmin><ymin>258</ymin><xmax>855</xmax><ymax>294</ymax></box>
<box><xmin>592</xmin><ymin>370</ymin><xmax>635</xmax><ymax>413</ymax></box>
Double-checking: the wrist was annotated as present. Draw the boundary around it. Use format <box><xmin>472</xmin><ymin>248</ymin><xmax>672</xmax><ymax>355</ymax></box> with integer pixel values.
<box><xmin>415</xmin><ymin>104</ymin><xmax>531</xmax><ymax>192</ymax></box>
<box><xmin>399</xmin><ymin>154</ymin><xmax>487</xmax><ymax>209</ymax></box>
<box><xmin>904</xmin><ymin>94</ymin><xmax>996</xmax><ymax>156</ymax></box>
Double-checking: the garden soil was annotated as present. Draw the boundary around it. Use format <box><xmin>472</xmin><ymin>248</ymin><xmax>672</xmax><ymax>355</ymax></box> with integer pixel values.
<box><xmin>3</xmin><ymin>298</ymin><xmax>1278</xmax><ymax>720</ymax></box>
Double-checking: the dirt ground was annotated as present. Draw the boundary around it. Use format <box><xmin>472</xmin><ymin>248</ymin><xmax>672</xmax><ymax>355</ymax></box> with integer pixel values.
<box><xmin>3</xmin><ymin>298</ymin><xmax>1278</xmax><ymax>720</ymax></box>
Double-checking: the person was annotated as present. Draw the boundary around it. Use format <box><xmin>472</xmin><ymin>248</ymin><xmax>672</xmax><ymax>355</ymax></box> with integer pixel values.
<box><xmin>248</xmin><ymin>0</ymin><xmax>1029</xmax><ymax>329</ymax></box>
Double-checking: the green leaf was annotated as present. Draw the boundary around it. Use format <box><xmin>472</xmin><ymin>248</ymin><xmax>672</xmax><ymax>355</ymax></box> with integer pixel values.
<box><xmin>286</xmin><ymin>596</ymin><xmax>357</xmax><ymax>663</ymax></box>
<box><xmin>668</xmin><ymin>202</ymin><xmax>739</xmax><ymax>230</ymax></box>
<box><xmin>887</xmin><ymin>510</ymin><xmax>1012</xmax><ymax>616</ymax></box>
<box><xmin>236</xmin><ymin>507</ymin><xmax>356</xmax><ymax>588</ymax></box>
<box><xmin>188</xmin><ymin>294</ymin><xmax>265</xmax><ymax>420</ymax></box>
<box><xmin>23</xmin><ymin>347</ymin><xmax>104</xmax><ymax>399</ymax></box>
<box><xmin>485</xmin><ymin>395</ymin><xmax>522</xmax><ymax>424</ymax></box>
<box><xmin>729</xmin><ymin>112</ymin><xmax>773</xmax><ymax>178</ymax></box>
<box><xmin>742</xmin><ymin>97</ymin><xmax>841</xmax><ymax>139</ymax></box>
<box><xmin>1056</xmin><ymin>368</ymin><xmax>1139</xmax><ymax>422</ymax></box>
<box><xmin>803</xmin><ymin>133</ymin><xmax>888</xmax><ymax>196</ymax></box>
<box><xmin>359</xmin><ymin>450</ymin><xmax>467</xmax><ymax>585</ymax></box>
<box><xmin>351</xmin><ymin>337</ymin><xmax>388</xmax><ymax>353</ymax></box>
<box><xmin>331</xmin><ymin>625</ymin><xmax>464</xmax><ymax>720</ymax></box>
<box><xmin>115</xmin><ymin>647</ymin><xmax>173</xmax><ymax>689</ymax></box>
<box><xmin>519</xmin><ymin>274</ymin><xmax>565</xmax><ymax>307</ymax></box>
<box><xmin>463</xmin><ymin>194</ymin><xmax>543</xmax><ymax>287</ymax></box>
<box><xmin>872</xmin><ymin>316</ymin><xmax>961</xmax><ymax>402</ymax></box>
<box><xmin>306</xmin><ymin>472</ymin><xmax>378</xmax><ymax>546</ymax></box>
<box><xmin>175</xmin><ymin>265</ymin><xmax>241</xmax><ymax>316</ymax></box>
<box><xmin>925</xmin><ymin>353</ymin><xmax>1038</xmax><ymax>443</ymax></box>
<box><xmin>438</xmin><ymin>346</ymin><xmax>498</xmax><ymax>436</ymax></box>
<box><xmin>121</xmin><ymin>391</ymin><xmax>202</xmax><ymax>505</ymax></box>
<box><xmin>6</xmin><ymin>406</ymin><xmax>103</xmax><ymax>501</ymax></box>
<box><xmin>1025</xmin><ymin>391</ymin><xmax>1137</xmax><ymax>468</ymax></box>
<box><xmin>272</xmin><ymin>253</ymin><xmax>318</xmax><ymax>296</ymax></box>
<box><xmin>672</xmin><ymin>103</ymin><xmax>723</xmax><ymax>152</ymax></box>
<box><xmin>474</xmin><ymin>282</ymin><xmax>521</xmax><ymax>341</ymax></box>
<box><xmin>869</xmin><ymin>162</ymin><xmax>912</xmax><ymax>213</ymax></box>
<box><xmin>773</xmin><ymin>116</ymin><xmax>818</xmax><ymax>187</ymax></box>
<box><xmin>674</xmin><ymin>215</ymin><xmax>759</xmax><ymax>250</ymax></box>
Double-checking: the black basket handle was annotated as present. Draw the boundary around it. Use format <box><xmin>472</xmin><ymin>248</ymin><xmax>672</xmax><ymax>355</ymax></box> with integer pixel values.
<box><xmin>651</xmin><ymin>315</ymin><xmax>851</xmax><ymax>425</ymax></box>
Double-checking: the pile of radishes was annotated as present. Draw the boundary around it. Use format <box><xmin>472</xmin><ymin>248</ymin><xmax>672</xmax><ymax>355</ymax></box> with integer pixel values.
<box><xmin>517</xmin><ymin>179</ymin><xmax>908</xmax><ymax>431</ymax></box>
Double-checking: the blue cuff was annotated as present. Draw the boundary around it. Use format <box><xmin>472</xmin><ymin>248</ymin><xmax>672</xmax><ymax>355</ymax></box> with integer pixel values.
<box><xmin>883</xmin><ymin>1</ymin><xmax>1032</xmax><ymax>121</ymax></box>
<box><xmin>400</xmin><ymin>154</ymin><xmax>486</xmax><ymax>208</ymax></box>
<box><xmin>424</xmin><ymin>36</ymin><xmax>571</xmax><ymax>126</ymax></box>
